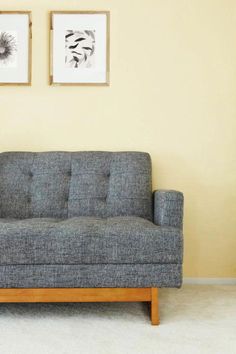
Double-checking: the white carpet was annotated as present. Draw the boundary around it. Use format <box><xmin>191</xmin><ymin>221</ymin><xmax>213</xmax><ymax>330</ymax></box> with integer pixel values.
<box><xmin>0</xmin><ymin>285</ymin><xmax>235</xmax><ymax>354</ymax></box>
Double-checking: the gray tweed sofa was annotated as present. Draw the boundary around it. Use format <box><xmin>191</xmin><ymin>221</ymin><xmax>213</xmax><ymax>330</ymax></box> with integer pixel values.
<box><xmin>0</xmin><ymin>151</ymin><xmax>183</xmax><ymax>325</ymax></box>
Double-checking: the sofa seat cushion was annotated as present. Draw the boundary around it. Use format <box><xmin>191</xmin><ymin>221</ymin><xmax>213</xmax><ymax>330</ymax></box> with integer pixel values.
<box><xmin>0</xmin><ymin>217</ymin><xmax>182</xmax><ymax>265</ymax></box>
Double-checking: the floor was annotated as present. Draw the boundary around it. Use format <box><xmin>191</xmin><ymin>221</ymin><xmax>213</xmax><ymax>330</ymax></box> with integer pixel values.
<box><xmin>0</xmin><ymin>285</ymin><xmax>235</xmax><ymax>354</ymax></box>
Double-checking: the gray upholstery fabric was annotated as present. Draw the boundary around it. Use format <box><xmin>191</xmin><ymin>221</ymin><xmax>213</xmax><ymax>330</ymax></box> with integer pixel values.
<box><xmin>153</xmin><ymin>190</ymin><xmax>184</xmax><ymax>229</ymax></box>
<box><xmin>0</xmin><ymin>264</ymin><xmax>182</xmax><ymax>288</ymax></box>
<box><xmin>0</xmin><ymin>151</ymin><xmax>152</xmax><ymax>220</ymax></box>
<box><xmin>0</xmin><ymin>151</ymin><xmax>183</xmax><ymax>290</ymax></box>
<box><xmin>0</xmin><ymin>217</ymin><xmax>183</xmax><ymax>265</ymax></box>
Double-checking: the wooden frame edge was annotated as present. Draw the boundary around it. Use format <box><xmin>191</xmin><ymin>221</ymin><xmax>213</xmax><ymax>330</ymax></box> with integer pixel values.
<box><xmin>49</xmin><ymin>11</ymin><xmax>110</xmax><ymax>86</ymax></box>
<box><xmin>49</xmin><ymin>12</ymin><xmax>53</xmax><ymax>85</ymax></box>
<box><xmin>151</xmin><ymin>287</ymin><xmax>160</xmax><ymax>325</ymax></box>
<box><xmin>0</xmin><ymin>287</ymin><xmax>151</xmax><ymax>302</ymax></box>
<box><xmin>28</xmin><ymin>11</ymin><xmax>32</xmax><ymax>85</ymax></box>
<box><xmin>0</xmin><ymin>11</ymin><xmax>32</xmax><ymax>86</ymax></box>
<box><xmin>0</xmin><ymin>287</ymin><xmax>159</xmax><ymax>325</ymax></box>
<box><xmin>0</xmin><ymin>288</ymin><xmax>160</xmax><ymax>325</ymax></box>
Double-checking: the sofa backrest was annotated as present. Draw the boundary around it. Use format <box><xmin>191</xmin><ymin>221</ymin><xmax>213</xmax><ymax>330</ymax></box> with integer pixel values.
<box><xmin>0</xmin><ymin>151</ymin><xmax>152</xmax><ymax>220</ymax></box>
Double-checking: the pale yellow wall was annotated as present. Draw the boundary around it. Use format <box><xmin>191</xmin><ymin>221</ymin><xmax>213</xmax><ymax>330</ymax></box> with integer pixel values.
<box><xmin>0</xmin><ymin>0</ymin><xmax>235</xmax><ymax>277</ymax></box>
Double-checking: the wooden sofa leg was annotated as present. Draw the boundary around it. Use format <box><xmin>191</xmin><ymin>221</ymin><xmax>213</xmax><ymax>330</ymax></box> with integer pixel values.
<box><xmin>151</xmin><ymin>288</ymin><xmax>160</xmax><ymax>325</ymax></box>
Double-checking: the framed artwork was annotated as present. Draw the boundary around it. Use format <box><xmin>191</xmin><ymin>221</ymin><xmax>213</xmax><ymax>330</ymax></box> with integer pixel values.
<box><xmin>50</xmin><ymin>11</ymin><xmax>110</xmax><ymax>86</ymax></box>
<box><xmin>0</xmin><ymin>11</ymin><xmax>32</xmax><ymax>85</ymax></box>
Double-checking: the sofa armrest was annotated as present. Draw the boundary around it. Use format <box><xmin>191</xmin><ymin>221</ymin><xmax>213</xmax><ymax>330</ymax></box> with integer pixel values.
<box><xmin>153</xmin><ymin>190</ymin><xmax>184</xmax><ymax>229</ymax></box>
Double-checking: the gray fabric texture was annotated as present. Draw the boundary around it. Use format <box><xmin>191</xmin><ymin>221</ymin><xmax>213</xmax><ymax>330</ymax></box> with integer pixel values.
<box><xmin>0</xmin><ymin>264</ymin><xmax>182</xmax><ymax>288</ymax></box>
<box><xmin>0</xmin><ymin>151</ymin><xmax>183</xmax><ymax>289</ymax></box>
<box><xmin>0</xmin><ymin>217</ymin><xmax>183</xmax><ymax>265</ymax></box>
<box><xmin>153</xmin><ymin>190</ymin><xmax>184</xmax><ymax>229</ymax></box>
<box><xmin>0</xmin><ymin>151</ymin><xmax>152</xmax><ymax>220</ymax></box>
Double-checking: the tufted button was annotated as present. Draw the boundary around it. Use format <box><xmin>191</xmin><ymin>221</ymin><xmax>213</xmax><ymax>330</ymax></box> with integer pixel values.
<box><xmin>65</xmin><ymin>196</ymin><xmax>69</xmax><ymax>203</ymax></box>
<box><xmin>107</xmin><ymin>172</ymin><xmax>110</xmax><ymax>178</ymax></box>
<box><xmin>67</xmin><ymin>170</ymin><xmax>72</xmax><ymax>177</ymax></box>
<box><xmin>27</xmin><ymin>197</ymin><xmax>31</xmax><ymax>203</ymax></box>
<box><xmin>29</xmin><ymin>171</ymin><xmax>33</xmax><ymax>178</ymax></box>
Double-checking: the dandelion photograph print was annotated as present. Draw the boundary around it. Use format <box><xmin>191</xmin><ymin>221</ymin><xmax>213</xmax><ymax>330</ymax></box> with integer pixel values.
<box><xmin>65</xmin><ymin>30</ymin><xmax>95</xmax><ymax>69</ymax></box>
<box><xmin>0</xmin><ymin>12</ymin><xmax>31</xmax><ymax>85</ymax></box>
<box><xmin>0</xmin><ymin>31</ymin><xmax>17</xmax><ymax>68</ymax></box>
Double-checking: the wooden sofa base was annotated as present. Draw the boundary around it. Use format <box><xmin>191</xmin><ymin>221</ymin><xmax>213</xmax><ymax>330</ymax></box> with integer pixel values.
<box><xmin>0</xmin><ymin>287</ymin><xmax>160</xmax><ymax>325</ymax></box>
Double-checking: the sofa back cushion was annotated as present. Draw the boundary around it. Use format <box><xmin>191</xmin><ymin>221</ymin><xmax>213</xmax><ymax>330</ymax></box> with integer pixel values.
<box><xmin>0</xmin><ymin>151</ymin><xmax>152</xmax><ymax>220</ymax></box>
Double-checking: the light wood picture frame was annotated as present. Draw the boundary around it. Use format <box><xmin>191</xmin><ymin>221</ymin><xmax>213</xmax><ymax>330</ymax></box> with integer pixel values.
<box><xmin>0</xmin><ymin>11</ymin><xmax>32</xmax><ymax>86</ymax></box>
<box><xmin>50</xmin><ymin>11</ymin><xmax>110</xmax><ymax>86</ymax></box>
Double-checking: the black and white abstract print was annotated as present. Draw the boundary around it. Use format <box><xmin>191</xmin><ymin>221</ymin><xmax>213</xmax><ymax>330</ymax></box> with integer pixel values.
<box><xmin>65</xmin><ymin>30</ymin><xmax>95</xmax><ymax>69</ymax></box>
<box><xmin>0</xmin><ymin>31</ymin><xmax>17</xmax><ymax>67</ymax></box>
